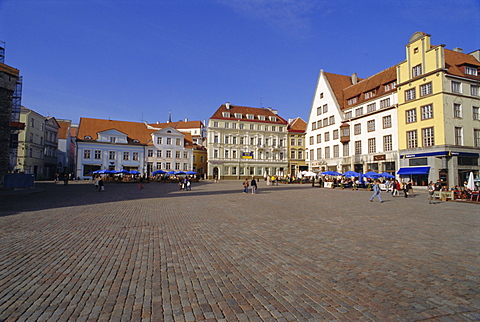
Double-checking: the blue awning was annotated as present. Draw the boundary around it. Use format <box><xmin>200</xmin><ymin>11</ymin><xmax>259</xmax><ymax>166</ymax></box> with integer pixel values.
<box><xmin>397</xmin><ymin>166</ymin><xmax>430</xmax><ymax>175</ymax></box>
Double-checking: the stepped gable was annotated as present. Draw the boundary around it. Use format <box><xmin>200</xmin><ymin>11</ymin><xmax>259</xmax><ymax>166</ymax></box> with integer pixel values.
<box><xmin>342</xmin><ymin>66</ymin><xmax>397</xmax><ymax>109</ymax></box>
<box><xmin>210</xmin><ymin>104</ymin><xmax>288</xmax><ymax>124</ymax></box>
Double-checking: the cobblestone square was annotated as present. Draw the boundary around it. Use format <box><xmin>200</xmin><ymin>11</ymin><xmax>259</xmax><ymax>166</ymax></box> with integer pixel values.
<box><xmin>1</xmin><ymin>180</ymin><xmax>479</xmax><ymax>321</ymax></box>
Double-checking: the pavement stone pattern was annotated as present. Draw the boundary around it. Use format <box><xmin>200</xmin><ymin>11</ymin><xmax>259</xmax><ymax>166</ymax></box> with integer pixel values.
<box><xmin>0</xmin><ymin>180</ymin><xmax>479</xmax><ymax>321</ymax></box>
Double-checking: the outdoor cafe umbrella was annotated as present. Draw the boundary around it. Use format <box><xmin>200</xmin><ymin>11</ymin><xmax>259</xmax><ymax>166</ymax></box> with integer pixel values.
<box><xmin>380</xmin><ymin>172</ymin><xmax>395</xmax><ymax>179</ymax></box>
<box><xmin>152</xmin><ymin>170</ymin><xmax>166</xmax><ymax>175</ymax></box>
<box><xmin>186</xmin><ymin>171</ymin><xmax>197</xmax><ymax>175</ymax></box>
<box><xmin>115</xmin><ymin>169</ymin><xmax>129</xmax><ymax>174</ymax></box>
<box><xmin>364</xmin><ymin>171</ymin><xmax>382</xmax><ymax>179</ymax></box>
<box><xmin>320</xmin><ymin>171</ymin><xmax>341</xmax><ymax>176</ymax></box>
<box><xmin>467</xmin><ymin>172</ymin><xmax>476</xmax><ymax>190</ymax></box>
<box><xmin>174</xmin><ymin>171</ymin><xmax>186</xmax><ymax>175</ymax></box>
<box><xmin>129</xmin><ymin>170</ymin><xmax>141</xmax><ymax>175</ymax></box>
<box><xmin>342</xmin><ymin>170</ymin><xmax>359</xmax><ymax>177</ymax></box>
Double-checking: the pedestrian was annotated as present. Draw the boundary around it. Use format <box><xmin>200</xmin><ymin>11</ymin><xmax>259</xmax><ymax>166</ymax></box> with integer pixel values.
<box><xmin>369</xmin><ymin>179</ymin><xmax>383</xmax><ymax>203</ymax></box>
<box><xmin>138</xmin><ymin>176</ymin><xmax>144</xmax><ymax>190</ymax></box>
<box><xmin>94</xmin><ymin>175</ymin><xmax>99</xmax><ymax>189</ymax></box>
<box><xmin>98</xmin><ymin>178</ymin><xmax>104</xmax><ymax>192</ymax></box>
<box><xmin>186</xmin><ymin>178</ymin><xmax>191</xmax><ymax>191</ymax></box>
<box><xmin>403</xmin><ymin>182</ymin><xmax>409</xmax><ymax>198</ymax></box>
<box><xmin>243</xmin><ymin>178</ymin><xmax>249</xmax><ymax>193</ymax></box>
<box><xmin>251</xmin><ymin>177</ymin><xmax>257</xmax><ymax>194</ymax></box>
<box><xmin>391</xmin><ymin>179</ymin><xmax>397</xmax><ymax>197</ymax></box>
<box><xmin>428</xmin><ymin>181</ymin><xmax>435</xmax><ymax>204</ymax></box>
<box><xmin>407</xmin><ymin>181</ymin><xmax>414</xmax><ymax>196</ymax></box>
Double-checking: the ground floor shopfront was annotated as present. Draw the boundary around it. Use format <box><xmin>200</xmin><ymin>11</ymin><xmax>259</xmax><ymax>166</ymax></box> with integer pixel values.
<box><xmin>398</xmin><ymin>149</ymin><xmax>480</xmax><ymax>188</ymax></box>
<box><xmin>208</xmin><ymin>160</ymin><xmax>288</xmax><ymax>180</ymax></box>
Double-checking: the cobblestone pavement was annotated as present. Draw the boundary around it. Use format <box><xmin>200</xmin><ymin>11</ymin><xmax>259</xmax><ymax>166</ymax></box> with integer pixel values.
<box><xmin>0</xmin><ymin>180</ymin><xmax>479</xmax><ymax>321</ymax></box>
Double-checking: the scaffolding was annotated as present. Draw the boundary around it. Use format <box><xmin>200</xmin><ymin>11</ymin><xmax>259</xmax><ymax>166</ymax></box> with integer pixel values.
<box><xmin>0</xmin><ymin>40</ymin><xmax>5</xmax><ymax>64</ymax></box>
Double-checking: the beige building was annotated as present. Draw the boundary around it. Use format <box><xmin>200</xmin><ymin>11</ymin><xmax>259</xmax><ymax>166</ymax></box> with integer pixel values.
<box><xmin>17</xmin><ymin>107</ymin><xmax>46</xmax><ymax>179</ymax></box>
<box><xmin>207</xmin><ymin>103</ymin><xmax>289</xmax><ymax>180</ymax></box>
<box><xmin>287</xmin><ymin>117</ymin><xmax>307</xmax><ymax>177</ymax></box>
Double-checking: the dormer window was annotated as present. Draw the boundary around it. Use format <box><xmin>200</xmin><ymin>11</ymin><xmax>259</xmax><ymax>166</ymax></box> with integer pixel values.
<box><xmin>365</xmin><ymin>90</ymin><xmax>375</xmax><ymax>99</ymax></box>
<box><xmin>269</xmin><ymin>116</ymin><xmax>276</xmax><ymax>122</ymax></box>
<box><xmin>132</xmin><ymin>139</ymin><xmax>139</xmax><ymax>143</ymax></box>
<box><xmin>258</xmin><ymin>115</ymin><xmax>265</xmax><ymax>121</ymax></box>
<box><xmin>234</xmin><ymin>113</ymin><xmax>242</xmax><ymax>119</ymax></box>
<box><xmin>84</xmin><ymin>135</ymin><xmax>92</xmax><ymax>140</ymax></box>
<box><xmin>222</xmin><ymin>112</ymin><xmax>230</xmax><ymax>118</ymax></box>
<box><xmin>465</xmin><ymin>66</ymin><xmax>478</xmax><ymax>76</ymax></box>
<box><xmin>347</xmin><ymin>97</ymin><xmax>358</xmax><ymax>105</ymax></box>
<box><xmin>247</xmin><ymin>114</ymin><xmax>254</xmax><ymax>120</ymax></box>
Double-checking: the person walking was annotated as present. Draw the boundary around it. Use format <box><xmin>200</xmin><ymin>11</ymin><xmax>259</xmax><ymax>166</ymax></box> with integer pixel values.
<box><xmin>98</xmin><ymin>178</ymin><xmax>104</xmax><ymax>192</ymax></box>
<box><xmin>428</xmin><ymin>181</ymin><xmax>436</xmax><ymax>204</ymax></box>
<box><xmin>391</xmin><ymin>179</ymin><xmax>398</xmax><ymax>197</ymax></box>
<box><xmin>251</xmin><ymin>177</ymin><xmax>257</xmax><ymax>194</ymax></box>
<box><xmin>369</xmin><ymin>179</ymin><xmax>383</xmax><ymax>203</ymax></box>
<box><xmin>243</xmin><ymin>178</ymin><xmax>249</xmax><ymax>193</ymax></box>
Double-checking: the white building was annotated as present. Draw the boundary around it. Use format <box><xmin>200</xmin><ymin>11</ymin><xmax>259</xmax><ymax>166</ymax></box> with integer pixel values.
<box><xmin>306</xmin><ymin>67</ymin><xmax>399</xmax><ymax>175</ymax></box>
<box><xmin>207</xmin><ymin>103</ymin><xmax>289</xmax><ymax>180</ymax></box>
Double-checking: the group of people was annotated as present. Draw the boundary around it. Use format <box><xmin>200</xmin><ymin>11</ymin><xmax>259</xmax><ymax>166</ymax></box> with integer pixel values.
<box><xmin>370</xmin><ymin>179</ymin><xmax>415</xmax><ymax>203</ymax></box>
<box><xmin>243</xmin><ymin>177</ymin><xmax>258</xmax><ymax>194</ymax></box>
<box><xmin>178</xmin><ymin>177</ymin><xmax>192</xmax><ymax>191</ymax></box>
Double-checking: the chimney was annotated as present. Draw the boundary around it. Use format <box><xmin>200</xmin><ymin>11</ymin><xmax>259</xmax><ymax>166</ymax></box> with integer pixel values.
<box><xmin>351</xmin><ymin>73</ymin><xmax>358</xmax><ymax>85</ymax></box>
<box><xmin>184</xmin><ymin>118</ymin><xmax>188</xmax><ymax>122</ymax></box>
<box><xmin>453</xmin><ymin>47</ymin><xmax>463</xmax><ymax>53</ymax></box>
<box><xmin>225</xmin><ymin>102</ymin><xmax>230</xmax><ymax>110</ymax></box>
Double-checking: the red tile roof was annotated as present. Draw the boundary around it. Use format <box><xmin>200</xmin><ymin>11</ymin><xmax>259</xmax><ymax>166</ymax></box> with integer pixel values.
<box><xmin>288</xmin><ymin>117</ymin><xmax>307</xmax><ymax>132</ymax></box>
<box><xmin>210</xmin><ymin>104</ymin><xmax>288</xmax><ymax>124</ymax></box>
<box><xmin>57</xmin><ymin>120</ymin><xmax>71</xmax><ymax>140</ymax></box>
<box><xmin>323</xmin><ymin>72</ymin><xmax>358</xmax><ymax>106</ymax></box>
<box><xmin>444</xmin><ymin>48</ymin><xmax>480</xmax><ymax>79</ymax></box>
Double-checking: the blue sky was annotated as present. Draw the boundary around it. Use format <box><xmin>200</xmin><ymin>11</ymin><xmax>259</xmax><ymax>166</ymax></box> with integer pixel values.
<box><xmin>1</xmin><ymin>0</ymin><xmax>479</xmax><ymax>124</ymax></box>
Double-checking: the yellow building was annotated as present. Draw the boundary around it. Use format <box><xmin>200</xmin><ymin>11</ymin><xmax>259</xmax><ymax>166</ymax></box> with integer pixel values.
<box><xmin>287</xmin><ymin>117</ymin><xmax>307</xmax><ymax>177</ymax></box>
<box><xmin>396</xmin><ymin>32</ymin><xmax>480</xmax><ymax>186</ymax></box>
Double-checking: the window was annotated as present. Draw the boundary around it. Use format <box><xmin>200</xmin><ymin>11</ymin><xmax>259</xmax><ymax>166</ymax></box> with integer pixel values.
<box><xmin>454</xmin><ymin>127</ymin><xmax>463</xmax><ymax>145</ymax></box>
<box><xmin>166</xmin><ymin>150</ymin><xmax>171</xmax><ymax>158</ymax></box>
<box><xmin>407</xmin><ymin>130</ymin><xmax>418</xmax><ymax>149</ymax></box>
<box><xmin>420</xmin><ymin>82</ymin><xmax>432</xmax><ymax>96</ymax></box>
<box><xmin>471</xmin><ymin>85</ymin><xmax>479</xmax><ymax>96</ymax></box>
<box><xmin>354</xmin><ymin>123</ymin><xmax>361</xmax><ymax>135</ymax></box>
<box><xmin>175</xmin><ymin>163</ymin><xmax>180</xmax><ymax>170</ymax></box>
<box><xmin>323</xmin><ymin>118</ymin><xmax>328</xmax><ymax>127</ymax></box>
<box><xmin>465</xmin><ymin>66</ymin><xmax>478</xmax><ymax>76</ymax></box>
<box><xmin>383</xmin><ymin>135</ymin><xmax>392</xmax><ymax>152</ymax></box>
<box><xmin>157</xmin><ymin>137</ymin><xmax>162</xmax><ymax>144</ymax></box>
<box><xmin>316</xmin><ymin>148</ymin><xmax>322</xmax><ymax>159</ymax></box>
<box><xmin>309</xmin><ymin>136</ymin><xmax>314</xmax><ymax>145</ymax></box>
<box><xmin>176</xmin><ymin>138</ymin><xmax>181</xmax><ymax>145</ymax></box>
<box><xmin>412</xmin><ymin>64</ymin><xmax>422</xmax><ymax>77</ymax></box>
<box><xmin>368</xmin><ymin>138</ymin><xmax>376</xmax><ymax>153</ymax></box>
<box><xmin>148</xmin><ymin>149</ymin><xmax>153</xmax><ymax>157</ymax></box>
<box><xmin>232</xmin><ymin>150</ymin><xmax>237</xmax><ymax>159</ymax></box>
<box><xmin>269</xmin><ymin>116</ymin><xmax>277</xmax><ymax>122</ymax></box>
<box><xmin>333</xmin><ymin>145</ymin><xmax>339</xmax><ymax>158</ymax></box>
<box><xmin>239</xmin><ymin>123</ymin><xmax>244</xmax><ymax>129</ymax></box>
<box><xmin>422</xmin><ymin>127</ymin><xmax>434</xmax><ymax>147</ymax></box>
<box><xmin>84</xmin><ymin>150</ymin><xmax>91</xmax><ymax>159</ymax></box>
<box><xmin>345</xmin><ymin>111</ymin><xmax>352</xmax><ymax>119</ymax></box>
<box><xmin>290</xmin><ymin>138</ymin><xmax>296</xmax><ymax>146</ymax></box>
<box><xmin>110</xmin><ymin>137</ymin><xmax>116</xmax><ymax>143</ymax></box>
<box><xmin>454</xmin><ymin>103</ymin><xmax>462</xmax><ymax>118</ymax></box>
<box><xmin>123</xmin><ymin>152</ymin><xmax>130</xmax><ymax>160</ymax></box>
<box><xmin>272</xmin><ymin>126</ymin><xmax>276</xmax><ymax>132</ymax></box>
<box><xmin>165</xmin><ymin>162</ymin><xmax>171</xmax><ymax>170</ymax></box>
<box><xmin>291</xmin><ymin>150</ymin><xmax>296</xmax><ymax>159</ymax></box>
<box><xmin>235</xmin><ymin>113</ymin><xmax>242</xmax><ymax>118</ymax></box>
<box><xmin>249</xmin><ymin>124</ymin><xmax>254</xmax><ymax>130</ymax></box>
<box><xmin>94</xmin><ymin>150</ymin><xmax>101</xmax><ymax>159</ymax></box>
<box><xmin>473</xmin><ymin>107</ymin><xmax>480</xmax><ymax>120</ymax></box>
<box><xmin>298</xmin><ymin>150</ymin><xmax>303</xmax><ymax>159</ymax></box>
<box><xmin>224</xmin><ymin>122</ymin><xmax>229</xmax><ymax>128</ymax></box>
<box><xmin>109</xmin><ymin>151</ymin><xmax>116</xmax><ymax>160</ymax></box>
<box><xmin>30</xmin><ymin>118</ymin><xmax>34</xmax><ymax>127</ymax></box>
<box><xmin>258</xmin><ymin>115</ymin><xmax>265</xmax><ymax>121</ymax></box>
<box><xmin>324</xmin><ymin>132</ymin><xmax>330</xmax><ymax>142</ymax></box>
<box><xmin>383</xmin><ymin>115</ymin><xmax>392</xmax><ymax>128</ymax></box>
<box><xmin>367</xmin><ymin>103</ymin><xmax>376</xmax><ymax>113</ymax></box>
<box><xmin>316</xmin><ymin>134</ymin><xmax>321</xmax><ymax>143</ymax></box>
<box><xmin>354</xmin><ymin>141</ymin><xmax>362</xmax><ymax>155</ymax></box>
<box><xmin>405</xmin><ymin>88</ymin><xmax>416</xmax><ymax>101</ymax></box>
<box><xmin>329</xmin><ymin>116</ymin><xmax>335</xmax><ymax>125</ymax></box>
<box><xmin>317</xmin><ymin>120</ymin><xmax>322</xmax><ymax>128</ymax></box>
<box><xmin>213</xmin><ymin>135</ymin><xmax>219</xmax><ymax>143</ymax></box>
<box><xmin>222</xmin><ymin>112</ymin><xmax>230</xmax><ymax>117</ymax></box>
<box><xmin>474</xmin><ymin>129</ymin><xmax>480</xmax><ymax>147</ymax></box>
<box><xmin>323</xmin><ymin>104</ymin><xmax>328</xmax><ymax>113</ymax></box>
<box><xmin>451</xmin><ymin>81</ymin><xmax>461</xmax><ymax>93</ymax></box>
<box><xmin>298</xmin><ymin>138</ymin><xmax>303</xmax><ymax>146</ymax></box>
<box><xmin>421</xmin><ymin>104</ymin><xmax>433</xmax><ymax>120</ymax></box>
<box><xmin>156</xmin><ymin>162</ymin><xmax>161</xmax><ymax>170</ymax></box>
<box><xmin>342</xmin><ymin>142</ymin><xmax>349</xmax><ymax>156</ymax></box>
<box><xmin>247</xmin><ymin>114</ymin><xmax>254</xmax><ymax>120</ymax></box>
<box><xmin>348</xmin><ymin>97</ymin><xmax>358</xmax><ymax>105</ymax></box>
<box><xmin>166</xmin><ymin>138</ymin><xmax>172</xmax><ymax>145</ymax></box>
<box><xmin>224</xmin><ymin>150</ymin><xmax>229</xmax><ymax>158</ymax></box>
<box><xmin>213</xmin><ymin>121</ymin><xmax>219</xmax><ymax>127</ymax></box>
<box><xmin>324</xmin><ymin>146</ymin><xmax>330</xmax><ymax>159</ymax></box>
<box><xmin>133</xmin><ymin>152</ymin><xmax>139</xmax><ymax>161</ymax></box>
<box><xmin>175</xmin><ymin>151</ymin><xmax>181</xmax><ymax>158</ymax></box>
<box><xmin>367</xmin><ymin>120</ymin><xmax>375</xmax><ymax>132</ymax></box>
<box><xmin>333</xmin><ymin>130</ymin><xmax>339</xmax><ymax>140</ymax></box>
<box><xmin>157</xmin><ymin>150</ymin><xmax>162</xmax><ymax>158</ymax></box>
<box><xmin>320</xmin><ymin>92</ymin><xmax>324</xmax><ymax>98</ymax></box>
<box><xmin>224</xmin><ymin>136</ymin><xmax>229</xmax><ymax>144</ymax></box>
<box><xmin>213</xmin><ymin>149</ymin><xmax>218</xmax><ymax>158</ymax></box>
<box><xmin>317</xmin><ymin>106</ymin><xmax>322</xmax><ymax>115</ymax></box>
<box><xmin>406</xmin><ymin>109</ymin><xmax>417</xmax><ymax>123</ymax></box>
<box><xmin>312</xmin><ymin>122</ymin><xmax>317</xmax><ymax>131</ymax></box>
<box><xmin>355</xmin><ymin>107</ymin><xmax>363</xmax><ymax>117</ymax></box>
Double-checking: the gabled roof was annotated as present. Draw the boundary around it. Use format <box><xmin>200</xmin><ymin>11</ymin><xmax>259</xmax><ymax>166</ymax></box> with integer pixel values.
<box><xmin>342</xmin><ymin>66</ymin><xmax>397</xmax><ymax>109</ymax></box>
<box><xmin>444</xmin><ymin>48</ymin><xmax>480</xmax><ymax>79</ymax></box>
<box><xmin>210</xmin><ymin>104</ymin><xmax>288</xmax><ymax>125</ymax></box>
<box><xmin>78</xmin><ymin>118</ymin><xmax>151</xmax><ymax>144</ymax></box>
<box><xmin>323</xmin><ymin>72</ymin><xmax>357</xmax><ymax>107</ymax></box>
<box><xmin>287</xmin><ymin>117</ymin><xmax>307</xmax><ymax>133</ymax></box>
<box><xmin>57</xmin><ymin>120</ymin><xmax>71</xmax><ymax>140</ymax></box>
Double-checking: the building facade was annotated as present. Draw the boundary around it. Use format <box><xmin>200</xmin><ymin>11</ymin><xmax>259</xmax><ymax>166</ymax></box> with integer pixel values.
<box><xmin>57</xmin><ymin>119</ymin><xmax>77</xmax><ymax>175</ymax></box>
<box><xmin>396</xmin><ymin>32</ymin><xmax>480</xmax><ymax>186</ymax></box>
<box><xmin>76</xmin><ymin>118</ymin><xmax>195</xmax><ymax>180</ymax></box>
<box><xmin>44</xmin><ymin>117</ymin><xmax>60</xmax><ymax>179</ymax></box>
<box><xmin>287</xmin><ymin>117</ymin><xmax>307</xmax><ymax>177</ymax></box>
<box><xmin>207</xmin><ymin>103</ymin><xmax>289</xmax><ymax>180</ymax></box>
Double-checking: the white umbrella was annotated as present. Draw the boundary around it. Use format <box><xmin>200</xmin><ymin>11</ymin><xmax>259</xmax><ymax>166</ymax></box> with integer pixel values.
<box><xmin>467</xmin><ymin>172</ymin><xmax>475</xmax><ymax>190</ymax></box>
